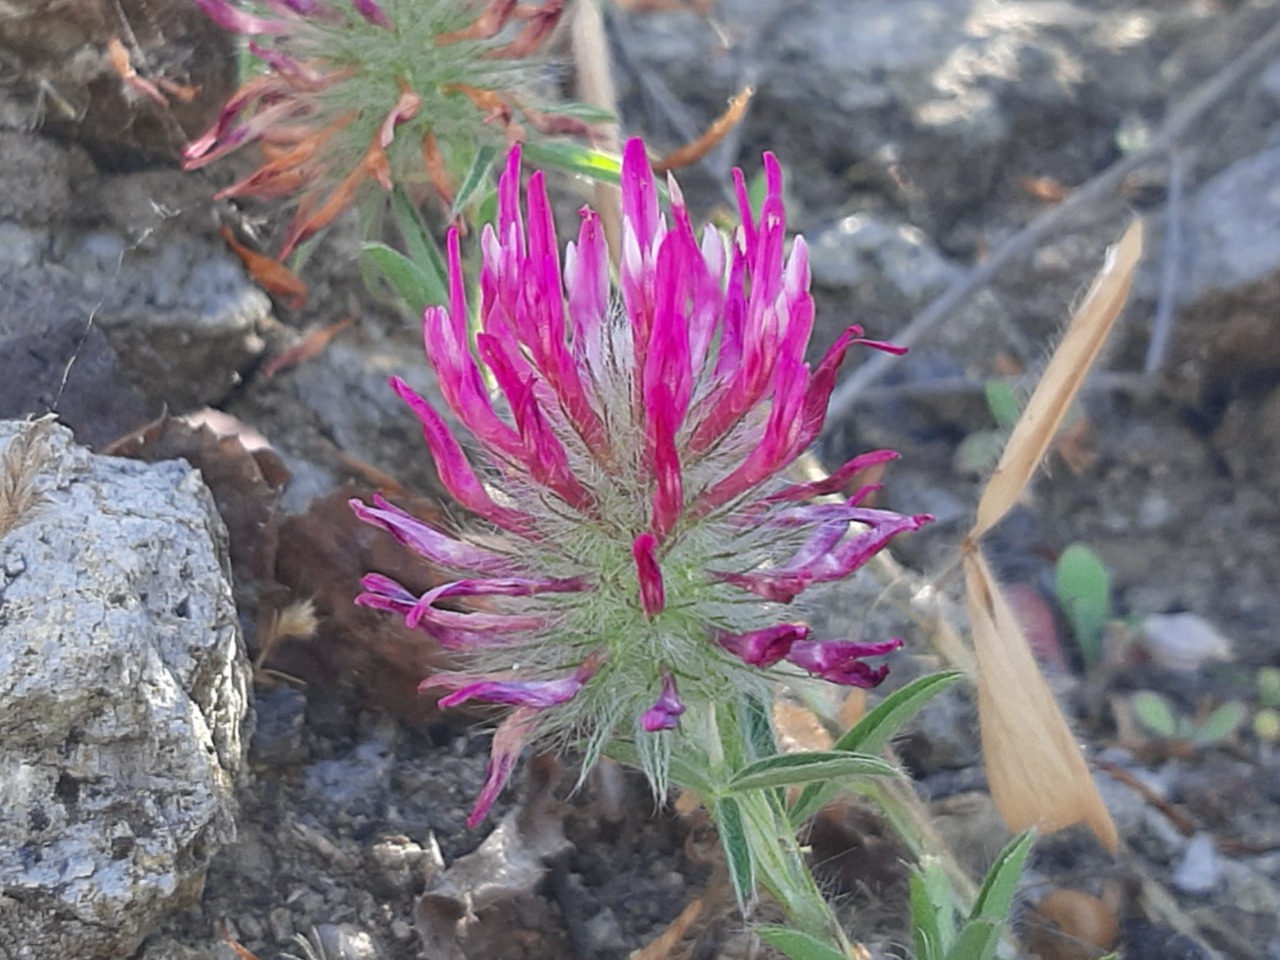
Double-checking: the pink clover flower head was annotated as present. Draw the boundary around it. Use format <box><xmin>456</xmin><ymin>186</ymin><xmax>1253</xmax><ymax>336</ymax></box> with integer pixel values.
<box><xmin>185</xmin><ymin>0</ymin><xmax>583</xmax><ymax>259</ymax></box>
<box><xmin>357</xmin><ymin>138</ymin><xmax>932</xmax><ymax>824</ymax></box>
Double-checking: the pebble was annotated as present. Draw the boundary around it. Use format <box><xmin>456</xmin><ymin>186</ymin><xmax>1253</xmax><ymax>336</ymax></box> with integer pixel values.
<box><xmin>582</xmin><ymin>908</ymin><xmax>627</xmax><ymax>953</ymax></box>
<box><xmin>1172</xmin><ymin>833</ymin><xmax>1221</xmax><ymax>896</ymax></box>
<box><xmin>1141</xmin><ymin>612</ymin><xmax>1233</xmax><ymax>672</ymax></box>
<box><xmin>268</xmin><ymin>907</ymin><xmax>294</xmax><ymax>944</ymax></box>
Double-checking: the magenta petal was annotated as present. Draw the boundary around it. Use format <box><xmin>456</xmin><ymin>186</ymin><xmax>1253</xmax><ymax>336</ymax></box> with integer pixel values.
<box><xmin>351</xmin><ymin>0</ymin><xmax>391</xmax><ymax>26</ymax></box>
<box><xmin>247</xmin><ymin>42</ymin><xmax>325</xmax><ymax>86</ymax></box>
<box><xmin>421</xmin><ymin>656</ymin><xmax>600</xmax><ymax>709</ymax></box>
<box><xmin>407</xmin><ymin>599</ymin><xmax>546</xmax><ymax>635</ymax></box>
<box><xmin>566</xmin><ymin>208</ymin><xmax>608</xmax><ymax>370</ymax></box>
<box><xmin>421</xmin><ymin>575</ymin><xmax>589</xmax><ymax>605</ymax></box>
<box><xmin>713</xmin><ymin>569</ymin><xmax>811</xmax><ymax>604</ymax></box>
<box><xmin>621</xmin><ymin>138</ymin><xmax>660</xmax><ymax>258</ymax></box>
<box><xmin>786</xmin><ymin>638</ymin><xmax>903</xmax><ymax>687</ymax></box>
<box><xmin>647</xmin><ymin>385</ymin><xmax>683</xmax><ymax>539</ymax></box>
<box><xmin>390</xmin><ymin>376</ymin><xmax>535</xmax><ymax>534</ymax></box>
<box><xmin>431</xmin><ymin>676</ymin><xmax>585</xmax><ymax>709</ymax></box>
<box><xmin>351</xmin><ymin>495</ymin><xmax>519</xmax><ymax>574</ymax></box>
<box><xmin>194</xmin><ymin>0</ymin><xmax>290</xmax><ymax>33</ymax></box>
<box><xmin>354</xmin><ymin>573</ymin><xmax>418</xmax><ymax>615</ymax></box>
<box><xmin>716</xmin><ymin>624</ymin><xmax>809</xmax><ymax>667</ymax></box>
<box><xmin>641</xmin><ymin>668</ymin><xmax>685</xmax><ymax>732</ymax></box>
<box><xmin>466</xmin><ymin>707</ymin><xmax>538</xmax><ymax>827</ymax></box>
<box><xmin>767</xmin><ymin>450</ymin><xmax>900</xmax><ymax>503</ymax></box>
<box><xmin>696</xmin><ymin>354</ymin><xmax>808</xmax><ymax>513</ymax></box>
<box><xmin>632</xmin><ymin>533</ymin><xmax>666</xmax><ymax>617</ymax></box>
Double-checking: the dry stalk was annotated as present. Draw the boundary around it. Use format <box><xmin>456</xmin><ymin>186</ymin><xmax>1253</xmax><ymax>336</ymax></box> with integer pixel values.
<box><xmin>571</xmin><ymin>0</ymin><xmax>622</xmax><ymax>260</ymax></box>
<box><xmin>960</xmin><ymin>220</ymin><xmax>1143</xmax><ymax>853</ymax></box>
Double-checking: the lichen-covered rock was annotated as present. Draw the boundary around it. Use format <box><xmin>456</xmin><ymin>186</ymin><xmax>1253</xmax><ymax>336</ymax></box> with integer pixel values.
<box><xmin>0</xmin><ymin>420</ymin><xmax>251</xmax><ymax>959</ymax></box>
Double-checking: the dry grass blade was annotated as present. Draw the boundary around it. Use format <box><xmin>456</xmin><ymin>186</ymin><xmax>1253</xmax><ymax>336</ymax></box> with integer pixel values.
<box><xmin>652</xmin><ymin>86</ymin><xmax>754</xmax><ymax>174</ymax></box>
<box><xmin>572</xmin><ymin>0</ymin><xmax>622</xmax><ymax>260</ymax></box>
<box><xmin>0</xmin><ymin>416</ymin><xmax>56</xmax><ymax>540</ymax></box>
<box><xmin>970</xmin><ymin>219</ymin><xmax>1143</xmax><ymax>541</ymax></box>
<box><xmin>965</xmin><ymin>550</ymin><xmax>1118</xmax><ymax>851</ymax></box>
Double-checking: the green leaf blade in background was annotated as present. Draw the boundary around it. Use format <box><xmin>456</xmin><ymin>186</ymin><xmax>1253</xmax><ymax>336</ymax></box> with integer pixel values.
<box><xmin>361</xmin><ymin>242</ymin><xmax>445</xmax><ymax>316</ymax></box>
<box><xmin>790</xmin><ymin>671</ymin><xmax>963</xmax><ymax>825</ymax></box>
<box><xmin>714</xmin><ymin>796</ymin><xmax>756</xmax><ymax>909</ymax></box>
<box><xmin>450</xmin><ymin>144</ymin><xmax>498</xmax><ymax>219</ymax></box>
<box><xmin>756</xmin><ymin>925</ymin><xmax>849</xmax><ymax>960</ymax></box>
<box><xmin>728</xmin><ymin>751</ymin><xmax>896</xmax><ymax>794</ymax></box>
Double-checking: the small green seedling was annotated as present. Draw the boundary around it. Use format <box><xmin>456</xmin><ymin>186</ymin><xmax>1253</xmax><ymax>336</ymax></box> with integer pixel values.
<box><xmin>1131</xmin><ymin>691</ymin><xmax>1248</xmax><ymax>747</ymax></box>
<box><xmin>1054</xmin><ymin>542</ymin><xmax>1112</xmax><ymax>672</ymax></box>
<box><xmin>956</xmin><ymin>380</ymin><xmax>1021</xmax><ymax>475</ymax></box>
<box><xmin>910</xmin><ymin>831</ymin><xmax>1034</xmax><ymax>960</ymax></box>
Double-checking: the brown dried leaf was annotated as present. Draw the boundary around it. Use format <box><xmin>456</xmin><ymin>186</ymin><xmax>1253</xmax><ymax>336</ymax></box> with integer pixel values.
<box><xmin>261</xmin><ymin>315</ymin><xmax>356</xmax><ymax>378</ymax></box>
<box><xmin>965</xmin><ymin>550</ymin><xmax>1118</xmax><ymax>851</ymax></box>
<box><xmin>220</xmin><ymin>225</ymin><xmax>309</xmax><ymax>310</ymax></box>
<box><xmin>1021</xmin><ymin>176</ymin><xmax>1070</xmax><ymax>204</ymax></box>
<box><xmin>970</xmin><ymin>219</ymin><xmax>1142</xmax><ymax>542</ymax></box>
<box><xmin>652</xmin><ymin>87</ymin><xmax>753</xmax><ymax>174</ymax></box>
<box><xmin>1026</xmin><ymin>888</ymin><xmax>1119</xmax><ymax>960</ymax></box>
<box><xmin>415</xmin><ymin>754</ymin><xmax>570</xmax><ymax>960</ymax></box>
<box><xmin>269</xmin><ymin>488</ymin><xmax>456</xmax><ymax>721</ymax></box>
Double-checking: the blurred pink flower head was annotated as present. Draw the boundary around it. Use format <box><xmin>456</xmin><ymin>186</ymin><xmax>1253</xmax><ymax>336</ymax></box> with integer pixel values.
<box><xmin>184</xmin><ymin>0</ymin><xmax>580</xmax><ymax>259</ymax></box>
<box><xmin>356</xmin><ymin>139</ymin><xmax>932</xmax><ymax>825</ymax></box>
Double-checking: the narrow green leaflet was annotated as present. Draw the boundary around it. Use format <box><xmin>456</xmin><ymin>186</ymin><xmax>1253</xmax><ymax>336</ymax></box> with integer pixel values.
<box><xmin>390</xmin><ymin>187</ymin><xmax>449</xmax><ymax>298</ymax></box>
<box><xmin>790</xmin><ymin>671</ymin><xmax>963</xmax><ymax>824</ymax></box>
<box><xmin>727</xmin><ymin>750</ymin><xmax>895</xmax><ymax>794</ymax></box>
<box><xmin>756</xmin><ymin>926</ymin><xmax>849</xmax><ymax>960</ymax></box>
<box><xmin>910</xmin><ymin>857</ymin><xmax>958</xmax><ymax>960</ymax></box>
<box><xmin>945</xmin><ymin>919</ymin><xmax>1002</xmax><ymax>960</ymax></box>
<box><xmin>714</xmin><ymin>796</ymin><xmax>755</xmax><ymax>908</ymax></box>
<box><xmin>361</xmin><ymin>243</ymin><xmax>446</xmax><ymax>315</ymax></box>
<box><xmin>970</xmin><ymin>830</ymin><xmax>1033</xmax><ymax>922</ymax></box>
<box><xmin>521</xmin><ymin>141</ymin><xmax>624</xmax><ymax>184</ymax></box>
<box><xmin>741</xmin><ymin>696</ymin><xmax>778</xmax><ymax>764</ymax></box>
<box><xmin>450</xmin><ymin>144</ymin><xmax>499</xmax><ymax>218</ymax></box>
<box><xmin>839</xmin><ymin>671</ymin><xmax>965</xmax><ymax>756</ymax></box>
<box><xmin>911</xmin><ymin>874</ymin><xmax>944</xmax><ymax>960</ymax></box>
<box><xmin>603</xmin><ymin>741</ymin><xmax>711</xmax><ymax>796</ymax></box>
<box><xmin>528</xmin><ymin>101</ymin><xmax>617</xmax><ymax>124</ymax></box>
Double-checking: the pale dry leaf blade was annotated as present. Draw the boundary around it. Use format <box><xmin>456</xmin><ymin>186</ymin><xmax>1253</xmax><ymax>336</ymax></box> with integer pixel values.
<box><xmin>965</xmin><ymin>550</ymin><xmax>1118</xmax><ymax>851</ymax></box>
<box><xmin>971</xmin><ymin>219</ymin><xmax>1143</xmax><ymax>540</ymax></box>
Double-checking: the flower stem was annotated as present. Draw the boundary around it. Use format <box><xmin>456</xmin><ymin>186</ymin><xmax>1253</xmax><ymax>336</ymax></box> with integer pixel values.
<box><xmin>690</xmin><ymin>699</ymin><xmax>854</xmax><ymax>955</ymax></box>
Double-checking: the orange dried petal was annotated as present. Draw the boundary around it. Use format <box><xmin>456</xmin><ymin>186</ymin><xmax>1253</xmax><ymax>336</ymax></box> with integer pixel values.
<box><xmin>220</xmin><ymin>226</ymin><xmax>309</xmax><ymax>310</ymax></box>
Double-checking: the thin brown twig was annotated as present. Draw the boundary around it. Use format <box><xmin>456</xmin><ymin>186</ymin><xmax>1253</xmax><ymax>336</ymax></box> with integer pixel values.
<box><xmin>824</xmin><ymin>13</ymin><xmax>1280</xmax><ymax>423</ymax></box>
<box><xmin>1095</xmin><ymin>759</ymin><xmax>1196</xmax><ymax>836</ymax></box>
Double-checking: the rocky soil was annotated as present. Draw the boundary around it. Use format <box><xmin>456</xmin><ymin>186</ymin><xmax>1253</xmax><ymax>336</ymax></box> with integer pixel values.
<box><xmin>2</xmin><ymin>1</ymin><xmax>1280</xmax><ymax>959</ymax></box>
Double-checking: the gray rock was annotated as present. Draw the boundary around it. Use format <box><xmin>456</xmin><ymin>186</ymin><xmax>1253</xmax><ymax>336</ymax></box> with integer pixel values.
<box><xmin>1172</xmin><ymin>833</ymin><xmax>1222</xmax><ymax>896</ymax></box>
<box><xmin>808</xmin><ymin>212</ymin><xmax>963</xmax><ymax>304</ymax></box>
<box><xmin>62</xmin><ymin>228</ymin><xmax>269</xmax><ymax>411</ymax></box>
<box><xmin>0</xmin><ymin>133</ymin><xmax>269</xmax><ymax>420</ymax></box>
<box><xmin>0</xmin><ymin>131</ymin><xmax>83</xmax><ymax>225</ymax></box>
<box><xmin>613</xmin><ymin>0</ymin><xmax>1153</xmax><ymax>233</ymax></box>
<box><xmin>1171</xmin><ymin>144</ymin><xmax>1280</xmax><ymax>379</ymax></box>
<box><xmin>0</xmin><ymin>421</ymin><xmax>251</xmax><ymax>959</ymax></box>
<box><xmin>0</xmin><ymin>267</ymin><xmax>159</xmax><ymax>449</ymax></box>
